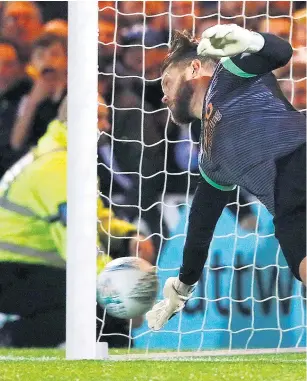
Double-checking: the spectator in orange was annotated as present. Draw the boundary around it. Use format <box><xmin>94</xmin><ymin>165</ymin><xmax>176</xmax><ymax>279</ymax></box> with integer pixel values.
<box><xmin>0</xmin><ymin>38</ymin><xmax>32</xmax><ymax>177</ymax></box>
<box><xmin>268</xmin><ymin>1</ymin><xmax>291</xmax><ymax>16</ymax></box>
<box><xmin>219</xmin><ymin>1</ymin><xmax>244</xmax><ymax>27</ymax></box>
<box><xmin>170</xmin><ymin>1</ymin><xmax>202</xmax><ymax>32</ymax></box>
<box><xmin>259</xmin><ymin>17</ymin><xmax>291</xmax><ymax>41</ymax></box>
<box><xmin>10</xmin><ymin>33</ymin><xmax>67</xmax><ymax>151</ymax></box>
<box><xmin>146</xmin><ymin>1</ymin><xmax>169</xmax><ymax>32</ymax></box>
<box><xmin>43</xmin><ymin>19</ymin><xmax>68</xmax><ymax>38</ymax></box>
<box><xmin>99</xmin><ymin>1</ymin><xmax>115</xmax><ymax>22</ymax></box>
<box><xmin>119</xmin><ymin>1</ymin><xmax>144</xmax><ymax>28</ymax></box>
<box><xmin>292</xmin><ymin>8</ymin><xmax>306</xmax><ymax>49</ymax></box>
<box><xmin>279</xmin><ymin>56</ymin><xmax>306</xmax><ymax>113</ymax></box>
<box><xmin>98</xmin><ymin>19</ymin><xmax>116</xmax><ymax>70</ymax></box>
<box><xmin>1</xmin><ymin>1</ymin><xmax>43</xmax><ymax>61</ymax></box>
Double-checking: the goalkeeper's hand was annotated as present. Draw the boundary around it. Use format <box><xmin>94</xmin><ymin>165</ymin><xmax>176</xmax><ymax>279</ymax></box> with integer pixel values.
<box><xmin>197</xmin><ymin>24</ymin><xmax>265</xmax><ymax>58</ymax></box>
<box><xmin>146</xmin><ymin>277</ymin><xmax>196</xmax><ymax>331</ymax></box>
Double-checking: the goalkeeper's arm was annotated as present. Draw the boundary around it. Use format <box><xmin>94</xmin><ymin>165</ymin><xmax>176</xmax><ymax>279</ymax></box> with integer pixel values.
<box><xmin>230</xmin><ymin>32</ymin><xmax>293</xmax><ymax>75</ymax></box>
<box><xmin>146</xmin><ymin>178</ymin><xmax>235</xmax><ymax>330</ymax></box>
<box><xmin>179</xmin><ymin>178</ymin><xmax>235</xmax><ymax>285</ymax></box>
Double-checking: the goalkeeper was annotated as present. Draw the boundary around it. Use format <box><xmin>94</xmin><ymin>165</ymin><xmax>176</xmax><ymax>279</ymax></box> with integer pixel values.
<box><xmin>146</xmin><ymin>24</ymin><xmax>306</xmax><ymax>331</ymax></box>
<box><xmin>0</xmin><ymin>97</ymin><xmax>154</xmax><ymax>347</ymax></box>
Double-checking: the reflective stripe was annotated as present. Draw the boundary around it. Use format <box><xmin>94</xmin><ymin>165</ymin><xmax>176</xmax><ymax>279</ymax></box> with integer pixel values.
<box><xmin>0</xmin><ymin>242</ymin><xmax>65</xmax><ymax>268</ymax></box>
<box><xmin>0</xmin><ymin>197</ymin><xmax>40</xmax><ymax>218</ymax></box>
<box><xmin>0</xmin><ymin>197</ymin><xmax>60</xmax><ymax>223</ymax></box>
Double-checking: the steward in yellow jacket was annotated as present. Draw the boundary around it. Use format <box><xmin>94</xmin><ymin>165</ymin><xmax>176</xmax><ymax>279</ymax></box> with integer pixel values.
<box><xmin>0</xmin><ymin>97</ymin><xmax>154</xmax><ymax>347</ymax></box>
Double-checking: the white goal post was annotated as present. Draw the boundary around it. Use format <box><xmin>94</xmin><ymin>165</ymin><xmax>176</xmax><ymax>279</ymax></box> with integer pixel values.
<box><xmin>66</xmin><ymin>1</ymin><xmax>98</xmax><ymax>360</ymax></box>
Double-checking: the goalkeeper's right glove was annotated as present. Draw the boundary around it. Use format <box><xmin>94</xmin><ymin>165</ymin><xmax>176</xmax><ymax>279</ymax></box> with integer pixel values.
<box><xmin>197</xmin><ymin>24</ymin><xmax>265</xmax><ymax>58</ymax></box>
<box><xmin>146</xmin><ymin>277</ymin><xmax>196</xmax><ymax>331</ymax></box>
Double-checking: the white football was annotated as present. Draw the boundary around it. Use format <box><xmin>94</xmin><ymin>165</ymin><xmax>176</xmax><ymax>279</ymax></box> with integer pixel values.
<box><xmin>97</xmin><ymin>256</ymin><xmax>158</xmax><ymax>319</ymax></box>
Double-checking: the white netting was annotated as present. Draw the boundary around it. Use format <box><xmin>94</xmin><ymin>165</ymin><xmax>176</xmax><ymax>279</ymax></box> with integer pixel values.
<box><xmin>97</xmin><ymin>0</ymin><xmax>306</xmax><ymax>353</ymax></box>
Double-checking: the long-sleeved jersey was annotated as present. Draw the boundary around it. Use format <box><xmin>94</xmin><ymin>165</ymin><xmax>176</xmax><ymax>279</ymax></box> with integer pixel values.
<box><xmin>180</xmin><ymin>33</ymin><xmax>306</xmax><ymax>285</ymax></box>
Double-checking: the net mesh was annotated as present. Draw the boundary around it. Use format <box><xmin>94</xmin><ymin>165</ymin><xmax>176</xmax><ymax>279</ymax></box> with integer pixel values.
<box><xmin>97</xmin><ymin>0</ymin><xmax>306</xmax><ymax>352</ymax></box>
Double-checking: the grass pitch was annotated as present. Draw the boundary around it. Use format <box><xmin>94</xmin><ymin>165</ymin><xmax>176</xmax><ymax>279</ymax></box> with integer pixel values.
<box><xmin>0</xmin><ymin>349</ymin><xmax>305</xmax><ymax>381</ymax></box>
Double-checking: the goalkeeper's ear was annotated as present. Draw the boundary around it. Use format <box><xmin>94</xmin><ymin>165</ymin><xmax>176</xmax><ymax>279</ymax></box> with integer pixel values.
<box><xmin>190</xmin><ymin>59</ymin><xmax>202</xmax><ymax>78</ymax></box>
<box><xmin>185</xmin><ymin>59</ymin><xmax>203</xmax><ymax>81</ymax></box>
<box><xmin>188</xmin><ymin>59</ymin><xmax>213</xmax><ymax>81</ymax></box>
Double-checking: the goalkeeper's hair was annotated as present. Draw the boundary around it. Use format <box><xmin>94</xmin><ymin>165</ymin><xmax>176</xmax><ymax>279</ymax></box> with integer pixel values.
<box><xmin>161</xmin><ymin>30</ymin><xmax>216</xmax><ymax>73</ymax></box>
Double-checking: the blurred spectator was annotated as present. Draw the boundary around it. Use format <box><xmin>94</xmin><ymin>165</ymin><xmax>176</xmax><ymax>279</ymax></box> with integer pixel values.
<box><xmin>119</xmin><ymin>1</ymin><xmax>144</xmax><ymax>28</ymax></box>
<box><xmin>279</xmin><ymin>55</ymin><xmax>306</xmax><ymax>112</ymax></box>
<box><xmin>244</xmin><ymin>1</ymin><xmax>266</xmax><ymax>15</ymax></box>
<box><xmin>98</xmin><ymin>95</ymin><xmax>135</xmax><ymax>199</ymax></box>
<box><xmin>0</xmin><ymin>96</ymin><xmax>153</xmax><ymax>347</ymax></box>
<box><xmin>170</xmin><ymin>1</ymin><xmax>202</xmax><ymax>33</ymax></box>
<box><xmin>0</xmin><ymin>38</ymin><xmax>32</xmax><ymax>177</ymax></box>
<box><xmin>35</xmin><ymin>1</ymin><xmax>67</xmax><ymax>22</ymax></box>
<box><xmin>293</xmin><ymin>7</ymin><xmax>307</xmax><ymax>49</ymax></box>
<box><xmin>268</xmin><ymin>1</ymin><xmax>291</xmax><ymax>16</ymax></box>
<box><xmin>43</xmin><ymin>18</ymin><xmax>68</xmax><ymax>38</ymax></box>
<box><xmin>98</xmin><ymin>18</ymin><xmax>116</xmax><ymax>74</ymax></box>
<box><xmin>145</xmin><ymin>1</ymin><xmax>168</xmax><ymax>34</ymax></box>
<box><xmin>259</xmin><ymin>17</ymin><xmax>292</xmax><ymax>79</ymax></box>
<box><xmin>219</xmin><ymin>1</ymin><xmax>244</xmax><ymax>27</ymax></box>
<box><xmin>99</xmin><ymin>1</ymin><xmax>116</xmax><ymax>24</ymax></box>
<box><xmin>1</xmin><ymin>1</ymin><xmax>43</xmax><ymax>62</ymax></box>
<box><xmin>97</xmin><ymin>95</ymin><xmax>155</xmax><ymax>263</ymax></box>
<box><xmin>118</xmin><ymin>25</ymin><xmax>167</xmax><ymax>109</ymax></box>
<box><xmin>258</xmin><ymin>17</ymin><xmax>291</xmax><ymax>41</ymax></box>
<box><xmin>10</xmin><ymin>33</ymin><xmax>67</xmax><ymax>151</ymax></box>
<box><xmin>101</xmin><ymin>25</ymin><xmax>170</xmax><ymax>253</ymax></box>
<box><xmin>98</xmin><ymin>58</ymin><xmax>169</xmax><ymax>252</ymax></box>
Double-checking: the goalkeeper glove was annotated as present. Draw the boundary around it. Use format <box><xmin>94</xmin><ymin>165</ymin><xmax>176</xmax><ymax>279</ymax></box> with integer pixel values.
<box><xmin>197</xmin><ymin>24</ymin><xmax>265</xmax><ymax>58</ymax></box>
<box><xmin>146</xmin><ymin>277</ymin><xmax>196</xmax><ymax>331</ymax></box>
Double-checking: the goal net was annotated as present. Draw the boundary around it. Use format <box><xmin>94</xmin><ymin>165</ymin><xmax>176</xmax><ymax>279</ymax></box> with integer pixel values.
<box><xmin>97</xmin><ymin>0</ymin><xmax>306</xmax><ymax>355</ymax></box>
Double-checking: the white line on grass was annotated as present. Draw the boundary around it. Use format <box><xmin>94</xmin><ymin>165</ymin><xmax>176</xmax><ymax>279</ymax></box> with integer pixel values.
<box><xmin>0</xmin><ymin>356</ymin><xmax>305</xmax><ymax>363</ymax></box>
<box><xmin>108</xmin><ymin>347</ymin><xmax>307</xmax><ymax>362</ymax></box>
<box><xmin>0</xmin><ymin>356</ymin><xmax>59</xmax><ymax>361</ymax></box>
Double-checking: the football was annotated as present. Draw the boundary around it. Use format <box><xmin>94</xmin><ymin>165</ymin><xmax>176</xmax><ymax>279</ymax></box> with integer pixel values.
<box><xmin>97</xmin><ymin>256</ymin><xmax>158</xmax><ymax>319</ymax></box>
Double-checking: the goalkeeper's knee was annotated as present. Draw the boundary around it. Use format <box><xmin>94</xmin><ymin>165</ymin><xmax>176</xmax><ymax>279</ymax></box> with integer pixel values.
<box><xmin>298</xmin><ymin>257</ymin><xmax>306</xmax><ymax>285</ymax></box>
<box><xmin>287</xmin><ymin>255</ymin><xmax>306</xmax><ymax>283</ymax></box>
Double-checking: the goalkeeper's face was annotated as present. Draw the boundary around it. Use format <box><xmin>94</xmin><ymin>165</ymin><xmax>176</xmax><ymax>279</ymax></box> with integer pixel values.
<box><xmin>162</xmin><ymin>67</ymin><xmax>196</xmax><ymax>127</ymax></box>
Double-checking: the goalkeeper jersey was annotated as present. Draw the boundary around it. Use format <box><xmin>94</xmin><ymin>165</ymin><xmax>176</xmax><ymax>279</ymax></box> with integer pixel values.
<box><xmin>179</xmin><ymin>32</ymin><xmax>306</xmax><ymax>286</ymax></box>
<box><xmin>199</xmin><ymin>46</ymin><xmax>305</xmax><ymax>215</ymax></box>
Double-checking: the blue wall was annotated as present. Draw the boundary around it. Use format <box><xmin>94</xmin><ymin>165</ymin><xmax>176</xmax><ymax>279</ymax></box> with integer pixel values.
<box><xmin>134</xmin><ymin>203</ymin><xmax>306</xmax><ymax>350</ymax></box>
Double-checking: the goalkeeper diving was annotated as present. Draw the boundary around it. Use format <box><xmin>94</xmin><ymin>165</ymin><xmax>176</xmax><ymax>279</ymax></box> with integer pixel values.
<box><xmin>146</xmin><ymin>24</ymin><xmax>306</xmax><ymax>331</ymax></box>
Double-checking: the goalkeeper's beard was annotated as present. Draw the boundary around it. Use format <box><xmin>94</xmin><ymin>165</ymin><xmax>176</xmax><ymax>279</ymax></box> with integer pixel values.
<box><xmin>170</xmin><ymin>79</ymin><xmax>196</xmax><ymax>127</ymax></box>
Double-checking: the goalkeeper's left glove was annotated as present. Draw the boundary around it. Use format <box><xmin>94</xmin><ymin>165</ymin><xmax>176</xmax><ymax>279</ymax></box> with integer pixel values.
<box><xmin>197</xmin><ymin>24</ymin><xmax>265</xmax><ymax>58</ymax></box>
<box><xmin>146</xmin><ymin>277</ymin><xmax>196</xmax><ymax>331</ymax></box>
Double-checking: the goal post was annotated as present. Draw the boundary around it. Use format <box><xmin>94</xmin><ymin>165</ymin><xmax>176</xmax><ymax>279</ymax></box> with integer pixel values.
<box><xmin>66</xmin><ymin>0</ymin><xmax>98</xmax><ymax>360</ymax></box>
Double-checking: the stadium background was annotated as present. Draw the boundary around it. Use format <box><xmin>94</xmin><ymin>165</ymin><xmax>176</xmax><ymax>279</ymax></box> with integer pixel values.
<box><xmin>0</xmin><ymin>0</ymin><xmax>306</xmax><ymax>351</ymax></box>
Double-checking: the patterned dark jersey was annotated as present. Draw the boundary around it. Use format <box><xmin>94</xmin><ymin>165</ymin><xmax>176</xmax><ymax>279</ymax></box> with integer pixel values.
<box><xmin>198</xmin><ymin>57</ymin><xmax>306</xmax><ymax>215</ymax></box>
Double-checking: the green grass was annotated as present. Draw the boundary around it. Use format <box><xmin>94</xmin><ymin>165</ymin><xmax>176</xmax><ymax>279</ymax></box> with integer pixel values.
<box><xmin>0</xmin><ymin>349</ymin><xmax>305</xmax><ymax>381</ymax></box>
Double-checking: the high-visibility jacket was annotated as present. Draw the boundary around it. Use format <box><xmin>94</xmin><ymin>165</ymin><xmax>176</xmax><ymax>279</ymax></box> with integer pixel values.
<box><xmin>0</xmin><ymin>120</ymin><xmax>136</xmax><ymax>268</ymax></box>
